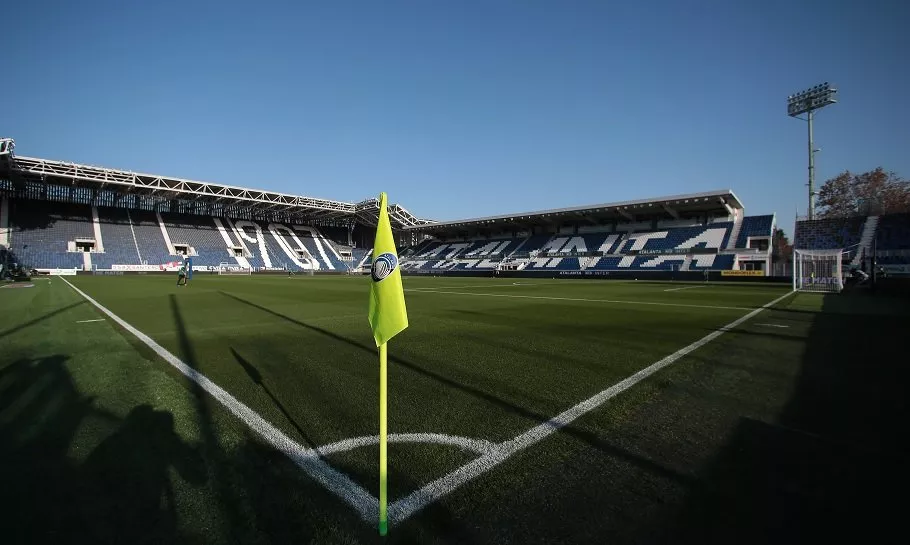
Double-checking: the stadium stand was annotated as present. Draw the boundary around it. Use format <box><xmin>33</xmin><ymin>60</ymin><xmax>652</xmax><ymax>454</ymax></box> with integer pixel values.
<box><xmin>875</xmin><ymin>213</ymin><xmax>910</xmax><ymax>251</ymax></box>
<box><xmin>3</xmin><ymin>198</ymin><xmax>356</xmax><ymax>272</ymax></box>
<box><xmin>872</xmin><ymin>213</ymin><xmax>910</xmax><ymax>271</ymax></box>
<box><xmin>404</xmin><ymin>218</ymin><xmax>765</xmax><ymax>272</ymax></box>
<box><xmin>269</xmin><ymin>224</ymin><xmax>316</xmax><ymax>270</ymax></box>
<box><xmin>8</xmin><ymin>200</ymin><xmax>92</xmax><ymax>269</ymax></box>
<box><xmin>157</xmin><ymin>212</ymin><xmax>232</xmax><ymax>267</ymax></box>
<box><xmin>351</xmin><ymin>248</ymin><xmax>370</xmax><ymax>268</ymax></box>
<box><xmin>736</xmin><ymin>214</ymin><xmax>775</xmax><ymax>248</ymax></box>
<box><xmin>0</xmin><ymin>138</ymin><xmax>784</xmax><ymax>276</ymax></box>
<box><xmin>525</xmin><ymin>257</ymin><xmax>582</xmax><ymax>270</ymax></box>
<box><xmin>690</xmin><ymin>254</ymin><xmax>736</xmax><ymax>271</ymax></box>
<box><xmin>793</xmin><ymin>216</ymin><xmax>865</xmax><ymax>251</ymax></box>
<box><xmin>93</xmin><ymin>208</ymin><xmax>142</xmax><ymax>269</ymax></box>
<box><xmin>130</xmin><ymin>210</ymin><xmax>173</xmax><ymax>267</ymax></box>
<box><xmin>4</xmin><ymin>192</ymin><xmax>779</xmax><ymax>275</ymax></box>
<box><xmin>794</xmin><ymin>213</ymin><xmax>910</xmax><ymax>277</ymax></box>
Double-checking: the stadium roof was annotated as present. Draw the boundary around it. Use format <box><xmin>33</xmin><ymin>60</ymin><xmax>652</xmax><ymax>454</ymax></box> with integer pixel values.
<box><xmin>405</xmin><ymin>190</ymin><xmax>744</xmax><ymax>235</ymax></box>
<box><xmin>0</xmin><ymin>141</ymin><xmax>432</xmax><ymax>229</ymax></box>
<box><xmin>1</xmin><ymin>138</ymin><xmax>744</xmax><ymax>234</ymax></box>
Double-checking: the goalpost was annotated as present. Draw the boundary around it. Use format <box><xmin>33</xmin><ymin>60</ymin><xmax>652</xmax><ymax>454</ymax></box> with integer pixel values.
<box><xmin>218</xmin><ymin>262</ymin><xmax>253</xmax><ymax>275</ymax></box>
<box><xmin>793</xmin><ymin>249</ymin><xmax>844</xmax><ymax>293</ymax></box>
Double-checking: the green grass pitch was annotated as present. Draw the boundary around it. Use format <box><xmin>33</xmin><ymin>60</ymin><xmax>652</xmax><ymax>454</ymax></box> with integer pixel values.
<box><xmin>2</xmin><ymin>274</ymin><xmax>908</xmax><ymax>544</ymax></box>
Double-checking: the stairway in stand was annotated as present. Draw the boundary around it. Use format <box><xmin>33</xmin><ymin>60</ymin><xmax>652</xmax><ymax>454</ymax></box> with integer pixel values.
<box><xmin>680</xmin><ymin>254</ymin><xmax>693</xmax><ymax>271</ymax></box>
<box><xmin>851</xmin><ymin>215</ymin><xmax>879</xmax><ymax>267</ymax></box>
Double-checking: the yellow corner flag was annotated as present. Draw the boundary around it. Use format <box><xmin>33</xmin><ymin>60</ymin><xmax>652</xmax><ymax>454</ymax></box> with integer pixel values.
<box><xmin>369</xmin><ymin>192</ymin><xmax>409</xmax><ymax>347</ymax></box>
<box><xmin>368</xmin><ymin>192</ymin><xmax>408</xmax><ymax>536</ymax></box>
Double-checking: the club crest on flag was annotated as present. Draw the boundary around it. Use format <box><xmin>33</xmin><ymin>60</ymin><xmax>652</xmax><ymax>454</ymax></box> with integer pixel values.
<box><xmin>371</xmin><ymin>252</ymin><xmax>398</xmax><ymax>282</ymax></box>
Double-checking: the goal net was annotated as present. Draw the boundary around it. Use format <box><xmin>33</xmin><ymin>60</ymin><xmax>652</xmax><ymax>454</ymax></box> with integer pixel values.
<box><xmin>218</xmin><ymin>263</ymin><xmax>252</xmax><ymax>275</ymax></box>
<box><xmin>793</xmin><ymin>249</ymin><xmax>844</xmax><ymax>293</ymax></box>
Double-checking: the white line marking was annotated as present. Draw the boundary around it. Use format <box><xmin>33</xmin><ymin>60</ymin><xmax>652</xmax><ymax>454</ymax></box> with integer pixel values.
<box><xmin>387</xmin><ymin>290</ymin><xmax>796</xmax><ymax>525</ymax></box>
<box><xmin>59</xmin><ymin>277</ymin><xmax>378</xmax><ymax>521</ymax></box>
<box><xmin>756</xmin><ymin>323</ymin><xmax>790</xmax><ymax>328</ymax></box>
<box><xmin>407</xmin><ymin>288</ymin><xmax>754</xmax><ymax>311</ymax></box>
<box><xmin>663</xmin><ymin>285</ymin><xmax>708</xmax><ymax>292</ymax></box>
<box><xmin>316</xmin><ymin>433</ymin><xmax>496</xmax><ymax>457</ymax></box>
<box><xmin>76</xmin><ymin>318</ymin><xmax>105</xmax><ymax>323</ymax></box>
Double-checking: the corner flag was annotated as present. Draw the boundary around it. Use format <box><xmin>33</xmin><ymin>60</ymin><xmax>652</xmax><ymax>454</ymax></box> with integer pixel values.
<box><xmin>368</xmin><ymin>192</ymin><xmax>408</xmax><ymax>536</ymax></box>
<box><xmin>369</xmin><ymin>193</ymin><xmax>408</xmax><ymax>346</ymax></box>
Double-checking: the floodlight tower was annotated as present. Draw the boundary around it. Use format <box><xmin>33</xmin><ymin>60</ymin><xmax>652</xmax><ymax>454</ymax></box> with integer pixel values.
<box><xmin>787</xmin><ymin>83</ymin><xmax>837</xmax><ymax>220</ymax></box>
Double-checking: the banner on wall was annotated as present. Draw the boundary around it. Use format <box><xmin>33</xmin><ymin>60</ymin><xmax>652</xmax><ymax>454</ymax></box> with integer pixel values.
<box><xmin>111</xmin><ymin>263</ymin><xmax>207</xmax><ymax>272</ymax></box>
<box><xmin>112</xmin><ymin>264</ymin><xmax>162</xmax><ymax>271</ymax></box>
<box><xmin>629</xmin><ymin>248</ymin><xmax>718</xmax><ymax>256</ymax></box>
<box><xmin>880</xmin><ymin>264</ymin><xmax>910</xmax><ymax>275</ymax></box>
<box><xmin>721</xmin><ymin>270</ymin><xmax>765</xmax><ymax>277</ymax></box>
<box><xmin>36</xmin><ymin>268</ymin><xmax>78</xmax><ymax>276</ymax></box>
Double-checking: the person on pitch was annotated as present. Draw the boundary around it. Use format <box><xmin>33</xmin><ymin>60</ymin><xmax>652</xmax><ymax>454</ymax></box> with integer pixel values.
<box><xmin>177</xmin><ymin>263</ymin><xmax>188</xmax><ymax>287</ymax></box>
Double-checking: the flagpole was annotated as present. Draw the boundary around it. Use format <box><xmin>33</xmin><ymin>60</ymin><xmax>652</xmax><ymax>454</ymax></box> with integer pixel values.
<box><xmin>370</xmin><ymin>191</ymin><xmax>407</xmax><ymax>537</ymax></box>
<box><xmin>379</xmin><ymin>341</ymin><xmax>389</xmax><ymax>536</ymax></box>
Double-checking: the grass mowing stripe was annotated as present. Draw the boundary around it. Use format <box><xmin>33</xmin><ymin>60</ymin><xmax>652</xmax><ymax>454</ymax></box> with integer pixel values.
<box><xmin>387</xmin><ymin>289</ymin><xmax>797</xmax><ymax>525</ymax></box>
<box><xmin>58</xmin><ymin>276</ymin><xmax>380</xmax><ymax>522</ymax></box>
<box><xmin>407</xmin><ymin>288</ymin><xmax>754</xmax><ymax>311</ymax></box>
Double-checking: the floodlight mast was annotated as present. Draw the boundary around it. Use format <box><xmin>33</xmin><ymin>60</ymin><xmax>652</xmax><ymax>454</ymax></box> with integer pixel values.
<box><xmin>787</xmin><ymin>83</ymin><xmax>837</xmax><ymax>220</ymax></box>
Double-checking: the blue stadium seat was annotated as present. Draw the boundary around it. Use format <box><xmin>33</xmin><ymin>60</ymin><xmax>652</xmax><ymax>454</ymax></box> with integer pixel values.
<box><xmin>93</xmin><ymin>207</ymin><xmax>141</xmax><ymax>268</ymax></box>
<box><xmin>159</xmin><ymin>212</ymin><xmax>232</xmax><ymax>267</ymax></box>
<box><xmin>8</xmin><ymin>198</ymin><xmax>770</xmax><ymax>274</ymax></box>
<box><xmin>400</xmin><ymin>221</ymin><xmax>756</xmax><ymax>272</ymax></box>
<box><xmin>130</xmin><ymin>210</ymin><xmax>172</xmax><ymax>265</ymax></box>
<box><xmin>794</xmin><ymin>217</ymin><xmax>865</xmax><ymax>250</ymax></box>
<box><xmin>875</xmin><ymin>213</ymin><xmax>910</xmax><ymax>251</ymax></box>
<box><xmin>8</xmin><ymin>201</ymin><xmax>93</xmax><ymax>269</ymax></box>
<box><xmin>736</xmin><ymin>215</ymin><xmax>774</xmax><ymax>248</ymax></box>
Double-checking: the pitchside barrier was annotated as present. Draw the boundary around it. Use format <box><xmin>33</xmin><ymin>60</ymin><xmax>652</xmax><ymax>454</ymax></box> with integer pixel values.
<box><xmin>402</xmin><ymin>269</ymin><xmax>791</xmax><ymax>284</ymax></box>
<box><xmin>76</xmin><ymin>269</ymin><xmax>345</xmax><ymax>276</ymax></box>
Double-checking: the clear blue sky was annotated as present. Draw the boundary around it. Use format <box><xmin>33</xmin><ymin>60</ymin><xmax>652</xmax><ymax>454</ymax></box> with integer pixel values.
<box><xmin>6</xmin><ymin>0</ymin><xmax>909</xmax><ymax>236</ymax></box>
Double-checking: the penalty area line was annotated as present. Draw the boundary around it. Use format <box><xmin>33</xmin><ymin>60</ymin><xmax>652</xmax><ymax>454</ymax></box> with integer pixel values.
<box><xmin>387</xmin><ymin>289</ymin><xmax>797</xmax><ymax>525</ymax></box>
<box><xmin>57</xmin><ymin>277</ymin><xmax>378</xmax><ymax>521</ymax></box>
<box><xmin>663</xmin><ymin>285</ymin><xmax>709</xmax><ymax>292</ymax></box>
<box><xmin>407</xmin><ymin>282</ymin><xmax>551</xmax><ymax>291</ymax></box>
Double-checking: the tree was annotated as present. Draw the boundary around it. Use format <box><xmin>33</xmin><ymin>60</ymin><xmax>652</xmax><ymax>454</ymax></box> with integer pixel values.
<box><xmin>817</xmin><ymin>168</ymin><xmax>910</xmax><ymax>218</ymax></box>
<box><xmin>772</xmin><ymin>227</ymin><xmax>793</xmax><ymax>263</ymax></box>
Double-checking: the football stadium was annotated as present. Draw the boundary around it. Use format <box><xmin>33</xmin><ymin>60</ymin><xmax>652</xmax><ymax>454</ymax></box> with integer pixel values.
<box><xmin>2</xmin><ymin>134</ymin><xmax>909</xmax><ymax>544</ymax></box>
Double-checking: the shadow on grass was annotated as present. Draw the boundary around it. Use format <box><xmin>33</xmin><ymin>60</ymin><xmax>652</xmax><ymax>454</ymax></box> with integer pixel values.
<box><xmin>168</xmin><ymin>294</ymin><xmax>250</xmax><ymax>542</ymax></box>
<box><xmin>0</xmin><ymin>355</ymin><xmax>206</xmax><ymax>545</ymax></box>
<box><xmin>0</xmin><ymin>301</ymin><xmax>85</xmax><ymax>339</ymax></box>
<box><xmin>172</xmin><ymin>294</ymin><xmax>479</xmax><ymax>543</ymax></box>
<box><xmin>2</xmin><ymin>299</ymin><xmax>478</xmax><ymax>543</ymax></box>
<box><xmin>703</xmin><ymin>327</ymin><xmax>802</xmax><ymax>343</ymax></box>
<box><xmin>218</xmin><ymin>290</ymin><xmax>693</xmax><ymax>487</ymax></box>
<box><xmin>229</xmin><ymin>346</ymin><xmax>317</xmax><ymax>448</ymax></box>
<box><xmin>669</xmin><ymin>291</ymin><xmax>910</xmax><ymax>544</ymax></box>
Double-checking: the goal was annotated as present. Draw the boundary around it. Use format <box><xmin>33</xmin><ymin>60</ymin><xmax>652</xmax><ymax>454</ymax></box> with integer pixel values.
<box><xmin>218</xmin><ymin>263</ymin><xmax>252</xmax><ymax>275</ymax></box>
<box><xmin>793</xmin><ymin>249</ymin><xmax>844</xmax><ymax>293</ymax></box>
